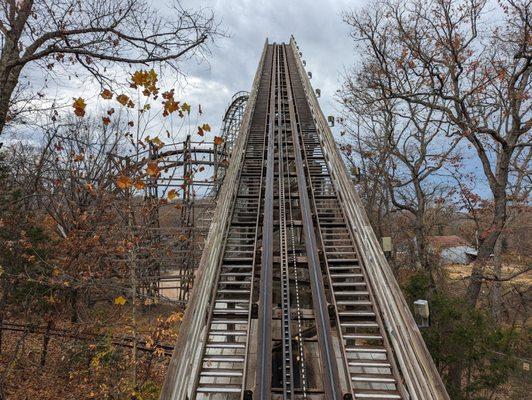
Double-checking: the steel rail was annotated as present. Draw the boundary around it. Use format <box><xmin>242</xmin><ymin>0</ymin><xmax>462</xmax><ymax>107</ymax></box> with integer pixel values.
<box><xmin>287</xmin><ymin>36</ymin><xmax>448</xmax><ymax>399</ymax></box>
<box><xmin>239</xmin><ymin>45</ymin><xmax>273</xmax><ymax>400</ymax></box>
<box><xmin>190</xmin><ymin>44</ymin><xmax>274</xmax><ymax>397</ymax></box>
<box><xmin>277</xmin><ymin>45</ymin><xmax>295</xmax><ymax>398</ymax></box>
<box><xmin>281</xmin><ymin>44</ymin><xmax>342</xmax><ymax>400</ymax></box>
<box><xmin>284</xmin><ymin>45</ymin><xmax>408</xmax><ymax>399</ymax></box>
<box><xmin>255</xmin><ymin>43</ymin><xmax>278</xmax><ymax>400</ymax></box>
<box><xmin>284</xmin><ymin>116</ymin><xmax>309</xmax><ymax>399</ymax></box>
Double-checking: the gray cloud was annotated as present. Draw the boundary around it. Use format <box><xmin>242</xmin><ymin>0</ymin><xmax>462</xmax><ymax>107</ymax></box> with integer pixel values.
<box><xmin>175</xmin><ymin>0</ymin><xmax>367</xmax><ymax>136</ymax></box>
<box><xmin>8</xmin><ymin>0</ymin><xmax>366</xmax><ymax>145</ymax></box>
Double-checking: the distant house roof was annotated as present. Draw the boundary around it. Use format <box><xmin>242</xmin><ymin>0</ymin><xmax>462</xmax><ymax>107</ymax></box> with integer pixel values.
<box><xmin>429</xmin><ymin>235</ymin><xmax>471</xmax><ymax>249</ymax></box>
<box><xmin>429</xmin><ymin>235</ymin><xmax>477</xmax><ymax>264</ymax></box>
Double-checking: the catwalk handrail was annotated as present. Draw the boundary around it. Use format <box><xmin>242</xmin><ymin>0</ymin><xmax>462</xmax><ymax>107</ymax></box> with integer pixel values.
<box><xmin>288</xmin><ymin>36</ymin><xmax>449</xmax><ymax>400</ymax></box>
<box><xmin>159</xmin><ymin>39</ymin><xmax>269</xmax><ymax>400</ymax></box>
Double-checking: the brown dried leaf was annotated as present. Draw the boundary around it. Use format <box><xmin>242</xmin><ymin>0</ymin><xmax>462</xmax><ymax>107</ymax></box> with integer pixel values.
<box><xmin>146</xmin><ymin>162</ymin><xmax>159</xmax><ymax>177</ymax></box>
<box><xmin>72</xmin><ymin>97</ymin><xmax>86</xmax><ymax>117</ymax></box>
<box><xmin>116</xmin><ymin>175</ymin><xmax>132</xmax><ymax>189</ymax></box>
<box><xmin>101</xmin><ymin>89</ymin><xmax>113</xmax><ymax>99</ymax></box>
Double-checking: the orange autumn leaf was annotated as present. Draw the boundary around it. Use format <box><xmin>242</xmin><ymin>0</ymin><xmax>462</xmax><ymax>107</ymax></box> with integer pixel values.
<box><xmin>146</xmin><ymin>162</ymin><xmax>159</xmax><ymax>177</ymax></box>
<box><xmin>145</xmin><ymin>337</ymin><xmax>155</xmax><ymax>349</ymax></box>
<box><xmin>85</xmin><ymin>183</ymin><xmax>95</xmax><ymax>194</ymax></box>
<box><xmin>131</xmin><ymin>70</ymin><xmax>147</xmax><ymax>86</ymax></box>
<box><xmin>162</xmin><ymin>89</ymin><xmax>174</xmax><ymax>100</ymax></box>
<box><xmin>168</xmin><ymin>189</ymin><xmax>178</xmax><ymax>200</ymax></box>
<box><xmin>102</xmin><ymin>116</ymin><xmax>111</xmax><ymax>126</ymax></box>
<box><xmin>72</xmin><ymin>97</ymin><xmax>86</xmax><ymax>117</ymax></box>
<box><xmin>214</xmin><ymin>136</ymin><xmax>224</xmax><ymax>146</ymax></box>
<box><xmin>178</xmin><ymin>234</ymin><xmax>188</xmax><ymax>242</ymax></box>
<box><xmin>198</xmin><ymin>165</ymin><xmax>205</xmax><ymax>172</ymax></box>
<box><xmin>161</xmin><ymin>89</ymin><xmax>179</xmax><ymax>116</ymax></box>
<box><xmin>163</xmin><ymin>98</ymin><xmax>179</xmax><ymax>117</ymax></box>
<box><xmin>116</xmin><ymin>94</ymin><xmax>130</xmax><ymax>106</ymax></box>
<box><xmin>101</xmin><ymin>88</ymin><xmax>113</xmax><ymax>99</ymax></box>
<box><xmin>116</xmin><ymin>175</ymin><xmax>133</xmax><ymax>189</ymax></box>
<box><xmin>131</xmin><ymin>69</ymin><xmax>158</xmax><ymax>96</ymax></box>
<box><xmin>154</xmin><ymin>347</ymin><xmax>166</xmax><ymax>357</ymax></box>
<box><xmin>146</xmin><ymin>69</ymin><xmax>157</xmax><ymax>85</ymax></box>
<box><xmin>134</xmin><ymin>179</ymin><xmax>146</xmax><ymax>190</ymax></box>
<box><xmin>197</xmin><ymin>126</ymin><xmax>204</xmax><ymax>136</ymax></box>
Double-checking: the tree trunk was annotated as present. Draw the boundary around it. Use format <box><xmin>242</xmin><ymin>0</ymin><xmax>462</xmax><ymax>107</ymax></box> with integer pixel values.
<box><xmin>128</xmin><ymin>198</ymin><xmax>138</xmax><ymax>389</ymax></box>
<box><xmin>40</xmin><ymin>319</ymin><xmax>53</xmax><ymax>367</ymax></box>
<box><xmin>413</xmin><ymin>179</ymin><xmax>429</xmax><ymax>271</ymax></box>
<box><xmin>466</xmin><ymin>185</ymin><xmax>507</xmax><ymax>308</ymax></box>
<box><xmin>447</xmin><ymin>361</ymin><xmax>464</xmax><ymax>399</ymax></box>
<box><xmin>414</xmin><ymin>216</ymin><xmax>427</xmax><ymax>269</ymax></box>
<box><xmin>0</xmin><ymin>273</ymin><xmax>8</xmax><ymax>354</ymax></box>
<box><xmin>0</xmin><ymin>67</ymin><xmax>21</xmax><ymax>137</ymax></box>
<box><xmin>70</xmin><ymin>288</ymin><xmax>79</xmax><ymax>323</ymax></box>
<box><xmin>491</xmin><ymin>235</ymin><xmax>503</xmax><ymax>323</ymax></box>
<box><xmin>0</xmin><ymin>1</ymin><xmax>33</xmax><ymax>137</ymax></box>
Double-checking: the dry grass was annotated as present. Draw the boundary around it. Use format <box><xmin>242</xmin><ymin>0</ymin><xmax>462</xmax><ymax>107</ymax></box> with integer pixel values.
<box><xmin>445</xmin><ymin>263</ymin><xmax>532</xmax><ymax>286</ymax></box>
<box><xmin>0</xmin><ymin>304</ymin><xmax>180</xmax><ymax>400</ymax></box>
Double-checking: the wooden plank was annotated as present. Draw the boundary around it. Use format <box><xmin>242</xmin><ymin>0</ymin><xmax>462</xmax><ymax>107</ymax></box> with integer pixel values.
<box><xmin>285</xmin><ymin>46</ymin><xmax>342</xmax><ymax>398</ymax></box>
<box><xmin>288</xmin><ymin>36</ymin><xmax>450</xmax><ymax>400</ymax></box>
<box><xmin>255</xmin><ymin>42</ymin><xmax>276</xmax><ymax>400</ymax></box>
<box><xmin>159</xmin><ymin>39</ymin><xmax>270</xmax><ymax>400</ymax></box>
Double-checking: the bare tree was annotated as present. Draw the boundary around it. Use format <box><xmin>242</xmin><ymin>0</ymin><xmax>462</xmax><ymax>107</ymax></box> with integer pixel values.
<box><xmin>0</xmin><ymin>0</ymin><xmax>219</xmax><ymax>136</ymax></box>
<box><xmin>343</xmin><ymin>0</ymin><xmax>531</xmax><ymax>307</ymax></box>
<box><xmin>36</xmin><ymin>118</ymin><xmax>122</xmax><ymax>231</ymax></box>
<box><xmin>338</xmin><ymin>114</ymin><xmax>391</xmax><ymax>236</ymax></box>
<box><xmin>490</xmin><ymin>145</ymin><xmax>531</xmax><ymax>322</ymax></box>
<box><xmin>340</xmin><ymin>45</ymin><xmax>461</xmax><ymax>271</ymax></box>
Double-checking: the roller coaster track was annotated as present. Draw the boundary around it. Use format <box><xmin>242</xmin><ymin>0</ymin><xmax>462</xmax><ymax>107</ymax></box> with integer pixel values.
<box><xmin>160</xmin><ymin>39</ymin><xmax>449</xmax><ymax>400</ymax></box>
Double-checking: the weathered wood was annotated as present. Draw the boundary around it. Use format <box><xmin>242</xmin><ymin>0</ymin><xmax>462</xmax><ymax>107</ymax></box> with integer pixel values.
<box><xmin>160</xmin><ymin>40</ymin><xmax>268</xmax><ymax>400</ymax></box>
<box><xmin>161</xmin><ymin>37</ymin><xmax>449</xmax><ymax>400</ymax></box>
<box><xmin>159</xmin><ymin>40</ymin><xmax>269</xmax><ymax>400</ymax></box>
<box><xmin>288</xmin><ymin>36</ymin><xmax>449</xmax><ymax>400</ymax></box>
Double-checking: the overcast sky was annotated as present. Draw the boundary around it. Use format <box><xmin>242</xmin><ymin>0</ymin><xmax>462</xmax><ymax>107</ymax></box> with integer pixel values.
<box><xmin>9</xmin><ymin>0</ymin><xmax>488</xmax><ymax>194</ymax></box>
<box><xmin>171</xmin><ymin>0</ymin><xmax>491</xmax><ymax>196</ymax></box>
<box><xmin>167</xmin><ymin>0</ymin><xmax>366</xmax><ymax>137</ymax></box>
<box><xmin>6</xmin><ymin>0</ymin><xmax>365</xmax><ymax>148</ymax></box>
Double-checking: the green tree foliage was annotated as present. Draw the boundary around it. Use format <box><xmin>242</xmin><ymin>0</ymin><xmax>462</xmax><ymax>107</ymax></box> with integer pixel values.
<box><xmin>404</xmin><ymin>273</ymin><xmax>520</xmax><ymax>399</ymax></box>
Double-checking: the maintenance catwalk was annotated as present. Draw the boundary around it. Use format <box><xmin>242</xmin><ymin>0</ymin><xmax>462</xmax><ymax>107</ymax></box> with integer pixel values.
<box><xmin>161</xmin><ymin>38</ymin><xmax>449</xmax><ymax>400</ymax></box>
